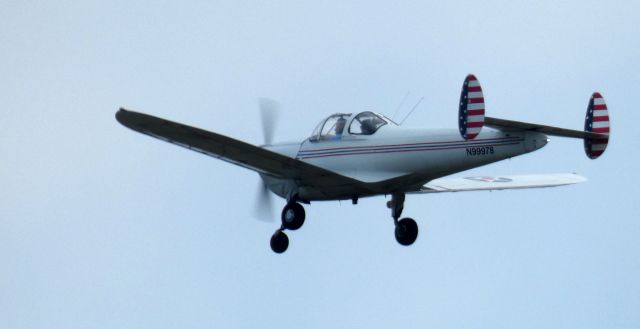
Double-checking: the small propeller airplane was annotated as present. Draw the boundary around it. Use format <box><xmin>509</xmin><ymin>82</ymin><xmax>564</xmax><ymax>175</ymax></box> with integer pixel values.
<box><xmin>116</xmin><ymin>74</ymin><xmax>610</xmax><ymax>253</ymax></box>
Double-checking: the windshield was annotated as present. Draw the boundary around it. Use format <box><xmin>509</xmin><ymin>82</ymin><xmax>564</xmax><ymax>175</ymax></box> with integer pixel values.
<box><xmin>348</xmin><ymin>111</ymin><xmax>388</xmax><ymax>135</ymax></box>
<box><xmin>309</xmin><ymin>113</ymin><xmax>351</xmax><ymax>141</ymax></box>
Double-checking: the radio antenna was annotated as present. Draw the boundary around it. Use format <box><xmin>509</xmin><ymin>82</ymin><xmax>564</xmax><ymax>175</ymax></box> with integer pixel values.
<box><xmin>392</xmin><ymin>91</ymin><xmax>411</xmax><ymax>121</ymax></box>
<box><xmin>399</xmin><ymin>96</ymin><xmax>424</xmax><ymax>125</ymax></box>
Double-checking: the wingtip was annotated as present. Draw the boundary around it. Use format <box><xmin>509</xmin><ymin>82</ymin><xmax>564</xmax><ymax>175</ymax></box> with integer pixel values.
<box><xmin>565</xmin><ymin>173</ymin><xmax>588</xmax><ymax>184</ymax></box>
<box><xmin>115</xmin><ymin>107</ymin><xmax>131</xmax><ymax>125</ymax></box>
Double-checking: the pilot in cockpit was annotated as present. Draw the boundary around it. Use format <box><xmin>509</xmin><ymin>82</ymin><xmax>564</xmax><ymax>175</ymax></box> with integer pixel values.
<box><xmin>312</xmin><ymin>114</ymin><xmax>351</xmax><ymax>141</ymax></box>
<box><xmin>333</xmin><ymin>117</ymin><xmax>346</xmax><ymax>140</ymax></box>
<box><xmin>359</xmin><ymin>119</ymin><xmax>375</xmax><ymax>135</ymax></box>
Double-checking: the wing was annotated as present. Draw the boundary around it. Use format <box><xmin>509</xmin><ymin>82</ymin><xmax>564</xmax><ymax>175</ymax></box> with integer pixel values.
<box><xmin>416</xmin><ymin>173</ymin><xmax>586</xmax><ymax>193</ymax></box>
<box><xmin>116</xmin><ymin>109</ymin><xmax>376</xmax><ymax>195</ymax></box>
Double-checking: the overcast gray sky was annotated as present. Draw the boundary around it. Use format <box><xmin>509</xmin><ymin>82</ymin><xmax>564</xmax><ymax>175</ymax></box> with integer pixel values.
<box><xmin>2</xmin><ymin>1</ymin><xmax>639</xmax><ymax>328</ymax></box>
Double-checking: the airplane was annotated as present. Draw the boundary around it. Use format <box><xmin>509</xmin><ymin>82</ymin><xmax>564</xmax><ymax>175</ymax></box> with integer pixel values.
<box><xmin>116</xmin><ymin>74</ymin><xmax>610</xmax><ymax>254</ymax></box>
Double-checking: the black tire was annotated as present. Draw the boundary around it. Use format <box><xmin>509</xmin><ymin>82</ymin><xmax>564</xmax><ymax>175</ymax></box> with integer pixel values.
<box><xmin>395</xmin><ymin>217</ymin><xmax>418</xmax><ymax>246</ymax></box>
<box><xmin>281</xmin><ymin>202</ymin><xmax>305</xmax><ymax>230</ymax></box>
<box><xmin>270</xmin><ymin>231</ymin><xmax>289</xmax><ymax>253</ymax></box>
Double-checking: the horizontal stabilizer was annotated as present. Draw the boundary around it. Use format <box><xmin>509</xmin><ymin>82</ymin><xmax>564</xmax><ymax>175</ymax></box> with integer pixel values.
<box><xmin>485</xmin><ymin>92</ymin><xmax>610</xmax><ymax>159</ymax></box>
<box><xmin>484</xmin><ymin>117</ymin><xmax>606</xmax><ymax>139</ymax></box>
<box><xmin>417</xmin><ymin>173</ymin><xmax>586</xmax><ymax>194</ymax></box>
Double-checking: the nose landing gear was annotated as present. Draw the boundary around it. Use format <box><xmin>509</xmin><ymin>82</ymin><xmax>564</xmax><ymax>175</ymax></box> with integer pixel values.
<box><xmin>270</xmin><ymin>230</ymin><xmax>289</xmax><ymax>254</ymax></box>
<box><xmin>270</xmin><ymin>201</ymin><xmax>306</xmax><ymax>253</ymax></box>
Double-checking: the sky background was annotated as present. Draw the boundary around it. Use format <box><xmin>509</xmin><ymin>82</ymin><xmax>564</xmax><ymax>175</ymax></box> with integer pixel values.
<box><xmin>1</xmin><ymin>1</ymin><xmax>639</xmax><ymax>328</ymax></box>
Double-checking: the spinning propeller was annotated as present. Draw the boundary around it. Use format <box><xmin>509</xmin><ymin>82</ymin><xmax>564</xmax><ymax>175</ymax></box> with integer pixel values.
<box><xmin>253</xmin><ymin>98</ymin><xmax>280</xmax><ymax>222</ymax></box>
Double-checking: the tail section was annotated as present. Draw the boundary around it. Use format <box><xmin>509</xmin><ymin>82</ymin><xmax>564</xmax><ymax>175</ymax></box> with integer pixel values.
<box><xmin>457</xmin><ymin>74</ymin><xmax>610</xmax><ymax>160</ymax></box>
<box><xmin>458</xmin><ymin>74</ymin><xmax>485</xmax><ymax>140</ymax></box>
<box><xmin>584</xmin><ymin>92</ymin><xmax>610</xmax><ymax>159</ymax></box>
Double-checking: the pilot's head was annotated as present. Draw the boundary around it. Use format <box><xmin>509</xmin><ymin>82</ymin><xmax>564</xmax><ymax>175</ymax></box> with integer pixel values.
<box><xmin>336</xmin><ymin>118</ymin><xmax>346</xmax><ymax>133</ymax></box>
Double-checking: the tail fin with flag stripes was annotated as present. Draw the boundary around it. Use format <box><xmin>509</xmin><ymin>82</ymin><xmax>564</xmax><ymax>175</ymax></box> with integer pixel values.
<box><xmin>458</xmin><ymin>74</ymin><xmax>485</xmax><ymax>140</ymax></box>
<box><xmin>584</xmin><ymin>92</ymin><xmax>610</xmax><ymax>159</ymax></box>
<box><xmin>481</xmin><ymin>89</ymin><xmax>611</xmax><ymax>160</ymax></box>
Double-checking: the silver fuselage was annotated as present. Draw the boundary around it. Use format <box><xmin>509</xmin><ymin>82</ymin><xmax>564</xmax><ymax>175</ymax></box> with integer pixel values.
<box><xmin>263</xmin><ymin>125</ymin><xmax>548</xmax><ymax>201</ymax></box>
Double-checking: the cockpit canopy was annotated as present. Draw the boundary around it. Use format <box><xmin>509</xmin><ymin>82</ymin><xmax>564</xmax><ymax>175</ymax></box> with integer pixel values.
<box><xmin>309</xmin><ymin>111</ymin><xmax>394</xmax><ymax>141</ymax></box>
<box><xmin>349</xmin><ymin>111</ymin><xmax>388</xmax><ymax>135</ymax></box>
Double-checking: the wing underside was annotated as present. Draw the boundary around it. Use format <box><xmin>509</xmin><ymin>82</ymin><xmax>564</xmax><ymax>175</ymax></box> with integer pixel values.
<box><xmin>116</xmin><ymin>109</ymin><xmax>376</xmax><ymax>196</ymax></box>
<box><xmin>417</xmin><ymin>173</ymin><xmax>586</xmax><ymax>194</ymax></box>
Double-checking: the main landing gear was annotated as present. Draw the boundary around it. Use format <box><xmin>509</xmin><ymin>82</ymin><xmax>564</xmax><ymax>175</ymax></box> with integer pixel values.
<box><xmin>387</xmin><ymin>192</ymin><xmax>419</xmax><ymax>246</ymax></box>
<box><xmin>270</xmin><ymin>193</ymin><xmax>419</xmax><ymax>253</ymax></box>
<box><xmin>270</xmin><ymin>202</ymin><xmax>305</xmax><ymax>253</ymax></box>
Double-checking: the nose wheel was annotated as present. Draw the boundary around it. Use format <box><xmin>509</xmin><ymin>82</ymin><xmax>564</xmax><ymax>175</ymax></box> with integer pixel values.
<box><xmin>388</xmin><ymin>192</ymin><xmax>419</xmax><ymax>246</ymax></box>
<box><xmin>270</xmin><ymin>230</ymin><xmax>289</xmax><ymax>254</ymax></box>
<box><xmin>270</xmin><ymin>201</ymin><xmax>306</xmax><ymax>253</ymax></box>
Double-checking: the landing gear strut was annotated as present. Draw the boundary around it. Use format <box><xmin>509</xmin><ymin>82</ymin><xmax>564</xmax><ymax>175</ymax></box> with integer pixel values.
<box><xmin>270</xmin><ymin>193</ymin><xmax>418</xmax><ymax>253</ymax></box>
<box><xmin>270</xmin><ymin>201</ymin><xmax>306</xmax><ymax>253</ymax></box>
<box><xmin>387</xmin><ymin>192</ymin><xmax>419</xmax><ymax>246</ymax></box>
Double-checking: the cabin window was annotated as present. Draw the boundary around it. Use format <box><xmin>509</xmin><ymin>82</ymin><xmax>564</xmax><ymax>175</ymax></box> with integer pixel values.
<box><xmin>309</xmin><ymin>113</ymin><xmax>351</xmax><ymax>141</ymax></box>
<box><xmin>320</xmin><ymin>115</ymin><xmax>348</xmax><ymax>140</ymax></box>
<box><xmin>349</xmin><ymin>112</ymin><xmax>387</xmax><ymax>135</ymax></box>
<box><xmin>309</xmin><ymin>120</ymin><xmax>324</xmax><ymax>141</ymax></box>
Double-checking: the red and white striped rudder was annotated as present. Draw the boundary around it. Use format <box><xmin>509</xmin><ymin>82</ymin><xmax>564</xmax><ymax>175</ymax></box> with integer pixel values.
<box><xmin>584</xmin><ymin>92</ymin><xmax>610</xmax><ymax>159</ymax></box>
<box><xmin>458</xmin><ymin>74</ymin><xmax>485</xmax><ymax>140</ymax></box>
